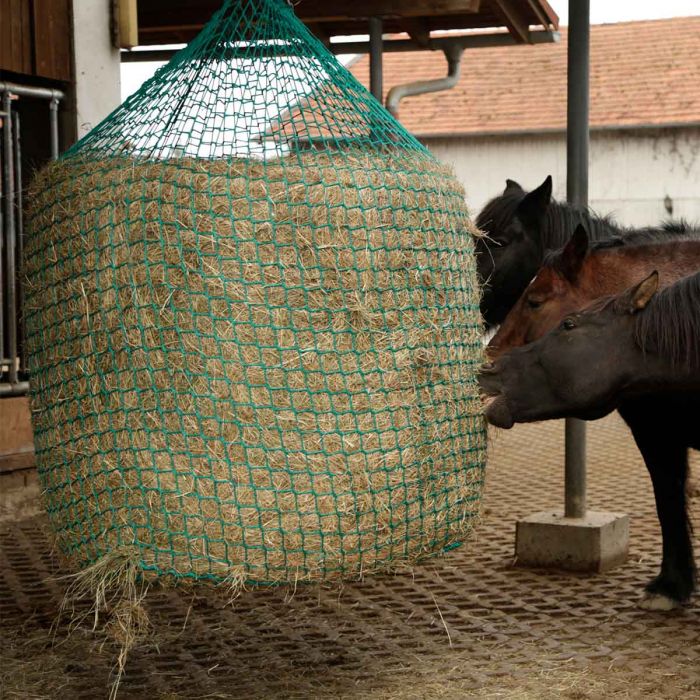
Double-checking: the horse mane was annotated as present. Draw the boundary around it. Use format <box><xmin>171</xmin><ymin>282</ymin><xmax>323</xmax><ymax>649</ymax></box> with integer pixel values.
<box><xmin>541</xmin><ymin>201</ymin><xmax>622</xmax><ymax>248</ymax></box>
<box><xmin>476</xmin><ymin>185</ymin><xmax>700</xmax><ymax>256</ymax></box>
<box><xmin>540</xmin><ymin>219</ymin><xmax>700</xmax><ymax>275</ymax></box>
<box><xmin>475</xmin><ymin>190</ymin><xmax>524</xmax><ymax>235</ymax></box>
<box><xmin>633</xmin><ymin>271</ymin><xmax>700</xmax><ymax>371</ymax></box>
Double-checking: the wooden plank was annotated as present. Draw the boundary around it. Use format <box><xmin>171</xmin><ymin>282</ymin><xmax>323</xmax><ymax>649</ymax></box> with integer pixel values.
<box><xmin>526</xmin><ymin>0</ymin><xmax>559</xmax><ymax>29</ymax></box>
<box><xmin>0</xmin><ymin>0</ymin><xmax>32</xmax><ymax>74</ymax></box>
<box><xmin>491</xmin><ymin>0</ymin><xmax>531</xmax><ymax>43</ymax></box>
<box><xmin>294</xmin><ymin>0</ymin><xmax>481</xmax><ymax>21</ymax></box>
<box><xmin>33</xmin><ymin>0</ymin><xmax>73</xmax><ymax>81</ymax></box>
<box><xmin>137</xmin><ymin>0</ymin><xmax>482</xmax><ymax>44</ymax></box>
<box><xmin>0</xmin><ymin>397</ymin><xmax>35</xmax><ymax>474</ymax></box>
<box><xmin>119</xmin><ymin>0</ymin><xmax>139</xmax><ymax>49</ymax></box>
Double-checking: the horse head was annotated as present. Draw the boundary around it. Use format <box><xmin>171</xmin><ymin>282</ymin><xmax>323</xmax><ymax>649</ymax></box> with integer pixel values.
<box><xmin>475</xmin><ymin>175</ymin><xmax>553</xmax><ymax>327</ymax></box>
<box><xmin>487</xmin><ymin>224</ymin><xmax>591</xmax><ymax>360</ymax></box>
<box><xmin>480</xmin><ymin>271</ymin><xmax>661</xmax><ymax>428</ymax></box>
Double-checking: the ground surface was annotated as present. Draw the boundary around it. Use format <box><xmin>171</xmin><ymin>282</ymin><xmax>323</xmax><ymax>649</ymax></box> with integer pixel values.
<box><xmin>2</xmin><ymin>413</ymin><xmax>700</xmax><ymax>699</ymax></box>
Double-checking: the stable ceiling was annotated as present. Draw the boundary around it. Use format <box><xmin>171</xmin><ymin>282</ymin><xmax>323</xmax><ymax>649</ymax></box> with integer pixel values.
<box><xmin>134</xmin><ymin>0</ymin><xmax>559</xmax><ymax>50</ymax></box>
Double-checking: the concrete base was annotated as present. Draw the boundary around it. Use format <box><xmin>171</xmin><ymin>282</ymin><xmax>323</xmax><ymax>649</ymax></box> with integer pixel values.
<box><xmin>515</xmin><ymin>510</ymin><xmax>629</xmax><ymax>573</ymax></box>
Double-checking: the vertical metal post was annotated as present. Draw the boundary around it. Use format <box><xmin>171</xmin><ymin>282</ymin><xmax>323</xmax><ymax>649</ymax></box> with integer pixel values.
<box><xmin>564</xmin><ymin>0</ymin><xmax>590</xmax><ymax>519</ymax></box>
<box><xmin>1</xmin><ymin>91</ymin><xmax>13</xmax><ymax>376</ymax></box>
<box><xmin>14</xmin><ymin>111</ymin><xmax>24</xmax><ymax>376</ymax></box>
<box><xmin>369</xmin><ymin>17</ymin><xmax>383</xmax><ymax>101</ymax></box>
<box><xmin>2</xmin><ymin>92</ymin><xmax>17</xmax><ymax>385</ymax></box>
<box><xmin>49</xmin><ymin>97</ymin><xmax>60</xmax><ymax>160</ymax></box>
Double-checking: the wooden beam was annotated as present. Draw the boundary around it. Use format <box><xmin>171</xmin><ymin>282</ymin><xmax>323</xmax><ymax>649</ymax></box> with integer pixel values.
<box><xmin>118</xmin><ymin>0</ymin><xmax>139</xmax><ymax>49</ymax></box>
<box><xmin>491</xmin><ymin>0</ymin><xmax>531</xmax><ymax>43</ymax></box>
<box><xmin>0</xmin><ymin>397</ymin><xmax>35</xmax><ymax>474</ymax></box>
<box><xmin>399</xmin><ymin>18</ymin><xmax>431</xmax><ymax>48</ymax></box>
<box><xmin>294</xmin><ymin>0</ymin><xmax>481</xmax><ymax>22</ymax></box>
<box><xmin>526</xmin><ymin>0</ymin><xmax>559</xmax><ymax>29</ymax></box>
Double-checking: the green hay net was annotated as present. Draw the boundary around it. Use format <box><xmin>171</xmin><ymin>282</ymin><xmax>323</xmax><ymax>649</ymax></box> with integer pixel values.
<box><xmin>23</xmin><ymin>0</ymin><xmax>486</xmax><ymax>585</ymax></box>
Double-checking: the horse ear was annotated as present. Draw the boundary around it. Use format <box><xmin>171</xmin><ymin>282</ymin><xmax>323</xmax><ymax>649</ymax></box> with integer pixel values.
<box><xmin>517</xmin><ymin>175</ymin><xmax>552</xmax><ymax>223</ymax></box>
<box><xmin>559</xmin><ymin>224</ymin><xmax>589</xmax><ymax>281</ymax></box>
<box><xmin>504</xmin><ymin>178</ymin><xmax>524</xmax><ymax>194</ymax></box>
<box><xmin>624</xmin><ymin>271</ymin><xmax>660</xmax><ymax>313</ymax></box>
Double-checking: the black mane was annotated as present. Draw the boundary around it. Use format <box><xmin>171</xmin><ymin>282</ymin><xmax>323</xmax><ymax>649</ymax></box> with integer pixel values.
<box><xmin>475</xmin><ymin>190</ymin><xmax>523</xmax><ymax>236</ymax></box>
<box><xmin>634</xmin><ymin>271</ymin><xmax>700</xmax><ymax>371</ymax></box>
<box><xmin>540</xmin><ymin>221</ymin><xmax>700</xmax><ymax>275</ymax></box>
<box><xmin>541</xmin><ymin>200</ymin><xmax>622</xmax><ymax>248</ymax></box>
<box><xmin>476</xmin><ymin>186</ymin><xmax>699</xmax><ymax>251</ymax></box>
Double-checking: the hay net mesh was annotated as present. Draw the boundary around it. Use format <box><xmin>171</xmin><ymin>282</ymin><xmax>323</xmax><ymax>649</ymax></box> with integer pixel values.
<box><xmin>23</xmin><ymin>0</ymin><xmax>486</xmax><ymax>584</ymax></box>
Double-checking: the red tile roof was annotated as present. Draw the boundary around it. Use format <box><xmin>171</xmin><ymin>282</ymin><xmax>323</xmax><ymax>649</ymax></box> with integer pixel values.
<box><xmin>349</xmin><ymin>17</ymin><xmax>700</xmax><ymax>136</ymax></box>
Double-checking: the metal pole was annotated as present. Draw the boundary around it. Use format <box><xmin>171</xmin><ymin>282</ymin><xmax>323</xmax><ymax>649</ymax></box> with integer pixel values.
<box><xmin>1</xmin><ymin>92</ymin><xmax>13</xmax><ymax>377</ymax></box>
<box><xmin>49</xmin><ymin>98</ymin><xmax>60</xmax><ymax>160</ymax></box>
<box><xmin>564</xmin><ymin>0</ymin><xmax>590</xmax><ymax>519</ymax></box>
<box><xmin>368</xmin><ymin>17</ymin><xmax>383</xmax><ymax>101</ymax></box>
<box><xmin>14</xmin><ymin>111</ymin><xmax>24</xmax><ymax>377</ymax></box>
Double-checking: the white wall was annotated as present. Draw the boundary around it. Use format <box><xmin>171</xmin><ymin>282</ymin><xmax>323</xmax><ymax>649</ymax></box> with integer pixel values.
<box><xmin>72</xmin><ymin>0</ymin><xmax>122</xmax><ymax>138</ymax></box>
<box><xmin>425</xmin><ymin>127</ymin><xmax>700</xmax><ymax>227</ymax></box>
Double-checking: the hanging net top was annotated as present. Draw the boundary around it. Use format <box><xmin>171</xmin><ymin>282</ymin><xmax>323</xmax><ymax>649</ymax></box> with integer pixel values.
<box><xmin>70</xmin><ymin>0</ymin><xmax>424</xmax><ymax>161</ymax></box>
<box><xmin>23</xmin><ymin>0</ymin><xmax>486</xmax><ymax>585</ymax></box>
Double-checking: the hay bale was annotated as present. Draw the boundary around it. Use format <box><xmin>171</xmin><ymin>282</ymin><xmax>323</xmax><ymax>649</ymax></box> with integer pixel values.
<box><xmin>23</xmin><ymin>149</ymin><xmax>485</xmax><ymax>584</ymax></box>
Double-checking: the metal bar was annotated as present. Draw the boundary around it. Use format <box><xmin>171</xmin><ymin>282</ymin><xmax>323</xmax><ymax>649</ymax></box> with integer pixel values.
<box><xmin>368</xmin><ymin>17</ymin><xmax>383</xmax><ymax>101</ymax></box>
<box><xmin>0</xmin><ymin>82</ymin><xmax>65</xmax><ymax>397</ymax></box>
<box><xmin>14</xmin><ymin>111</ymin><xmax>25</xmax><ymax>377</ymax></box>
<box><xmin>0</xmin><ymin>82</ymin><xmax>65</xmax><ymax>102</ymax></box>
<box><xmin>49</xmin><ymin>98</ymin><xmax>60</xmax><ymax>160</ymax></box>
<box><xmin>2</xmin><ymin>92</ymin><xmax>17</xmax><ymax>386</ymax></box>
<box><xmin>120</xmin><ymin>29</ymin><xmax>559</xmax><ymax>62</ymax></box>
<box><xmin>1</xmin><ymin>93</ymin><xmax>10</xmax><ymax>378</ymax></box>
<box><xmin>564</xmin><ymin>0</ymin><xmax>590</xmax><ymax>519</ymax></box>
<box><xmin>0</xmin><ymin>380</ymin><xmax>29</xmax><ymax>396</ymax></box>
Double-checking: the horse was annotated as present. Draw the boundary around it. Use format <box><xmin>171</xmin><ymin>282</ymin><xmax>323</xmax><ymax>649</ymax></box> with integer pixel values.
<box><xmin>475</xmin><ymin>176</ymin><xmax>691</xmax><ymax>327</ymax></box>
<box><xmin>481</xmin><ymin>225</ymin><xmax>700</xmax><ymax>610</ymax></box>
<box><xmin>487</xmin><ymin>224</ymin><xmax>700</xmax><ymax>360</ymax></box>
<box><xmin>480</xmin><ymin>270</ymin><xmax>700</xmax><ymax>425</ymax></box>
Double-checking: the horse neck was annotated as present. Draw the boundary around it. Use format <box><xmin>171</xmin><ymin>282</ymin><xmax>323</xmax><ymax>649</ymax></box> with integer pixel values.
<box><xmin>584</xmin><ymin>241</ymin><xmax>700</xmax><ymax>296</ymax></box>
<box><xmin>540</xmin><ymin>202</ymin><xmax>622</xmax><ymax>250</ymax></box>
<box><xmin>634</xmin><ymin>271</ymin><xmax>700</xmax><ymax>374</ymax></box>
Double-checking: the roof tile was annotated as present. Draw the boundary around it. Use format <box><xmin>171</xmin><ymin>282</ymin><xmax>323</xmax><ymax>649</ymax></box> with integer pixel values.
<box><xmin>349</xmin><ymin>17</ymin><xmax>700</xmax><ymax>135</ymax></box>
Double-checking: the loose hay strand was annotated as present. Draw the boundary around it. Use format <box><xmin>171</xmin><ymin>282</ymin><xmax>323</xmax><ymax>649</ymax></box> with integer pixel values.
<box><xmin>55</xmin><ymin>549</ymin><xmax>150</xmax><ymax>700</ymax></box>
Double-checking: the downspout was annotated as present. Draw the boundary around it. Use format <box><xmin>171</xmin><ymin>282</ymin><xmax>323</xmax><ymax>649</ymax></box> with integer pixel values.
<box><xmin>385</xmin><ymin>43</ymin><xmax>464</xmax><ymax>119</ymax></box>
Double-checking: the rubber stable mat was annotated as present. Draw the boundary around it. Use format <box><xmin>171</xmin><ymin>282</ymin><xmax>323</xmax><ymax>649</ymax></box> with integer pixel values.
<box><xmin>2</xmin><ymin>413</ymin><xmax>700</xmax><ymax>699</ymax></box>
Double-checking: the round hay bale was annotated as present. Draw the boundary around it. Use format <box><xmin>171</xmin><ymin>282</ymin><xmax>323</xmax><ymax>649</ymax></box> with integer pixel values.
<box><xmin>24</xmin><ymin>151</ymin><xmax>485</xmax><ymax>584</ymax></box>
<box><xmin>22</xmin><ymin>0</ymin><xmax>486</xmax><ymax>588</ymax></box>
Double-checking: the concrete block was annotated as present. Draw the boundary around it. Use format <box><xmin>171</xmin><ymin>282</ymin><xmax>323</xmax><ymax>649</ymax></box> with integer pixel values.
<box><xmin>515</xmin><ymin>510</ymin><xmax>629</xmax><ymax>573</ymax></box>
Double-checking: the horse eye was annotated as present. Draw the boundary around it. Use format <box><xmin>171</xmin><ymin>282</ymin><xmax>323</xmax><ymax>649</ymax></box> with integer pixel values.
<box><xmin>561</xmin><ymin>318</ymin><xmax>576</xmax><ymax>330</ymax></box>
<box><xmin>527</xmin><ymin>298</ymin><xmax>542</xmax><ymax>310</ymax></box>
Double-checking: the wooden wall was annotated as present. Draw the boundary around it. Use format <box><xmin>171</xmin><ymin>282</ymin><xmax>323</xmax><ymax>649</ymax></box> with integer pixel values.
<box><xmin>0</xmin><ymin>0</ymin><xmax>73</xmax><ymax>82</ymax></box>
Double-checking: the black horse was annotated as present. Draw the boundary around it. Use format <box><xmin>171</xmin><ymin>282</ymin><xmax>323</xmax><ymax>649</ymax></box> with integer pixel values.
<box><xmin>481</xmin><ymin>268</ymin><xmax>700</xmax><ymax>610</ymax></box>
<box><xmin>481</xmin><ymin>271</ymin><xmax>700</xmax><ymax>425</ymax></box>
<box><xmin>475</xmin><ymin>176</ymin><xmax>691</xmax><ymax>326</ymax></box>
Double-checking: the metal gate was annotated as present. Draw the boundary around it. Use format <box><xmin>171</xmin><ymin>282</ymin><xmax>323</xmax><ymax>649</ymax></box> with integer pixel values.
<box><xmin>0</xmin><ymin>82</ymin><xmax>64</xmax><ymax>396</ymax></box>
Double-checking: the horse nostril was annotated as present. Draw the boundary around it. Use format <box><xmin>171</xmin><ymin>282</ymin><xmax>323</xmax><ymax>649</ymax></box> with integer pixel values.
<box><xmin>481</xmin><ymin>362</ymin><xmax>496</xmax><ymax>372</ymax></box>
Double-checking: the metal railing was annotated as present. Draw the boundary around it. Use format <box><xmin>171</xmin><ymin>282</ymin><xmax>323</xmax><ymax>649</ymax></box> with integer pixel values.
<box><xmin>0</xmin><ymin>82</ymin><xmax>64</xmax><ymax>396</ymax></box>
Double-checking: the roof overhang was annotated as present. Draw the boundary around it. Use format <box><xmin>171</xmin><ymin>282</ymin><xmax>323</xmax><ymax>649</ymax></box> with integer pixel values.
<box><xmin>123</xmin><ymin>0</ymin><xmax>559</xmax><ymax>61</ymax></box>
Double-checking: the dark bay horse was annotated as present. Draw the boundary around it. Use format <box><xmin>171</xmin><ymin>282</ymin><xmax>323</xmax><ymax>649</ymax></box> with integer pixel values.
<box><xmin>480</xmin><ymin>270</ymin><xmax>700</xmax><ymax>425</ymax></box>
<box><xmin>482</xmin><ymin>225</ymin><xmax>700</xmax><ymax>610</ymax></box>
<box><xmin>475</xmin><ymin>176</ymin><xmax>690</xmax><ymax>326</ymax></box>
<box><xmin>488</xmin><ymin>224</ymin><xmax>700</xmax><ymax>360</ymax></box>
